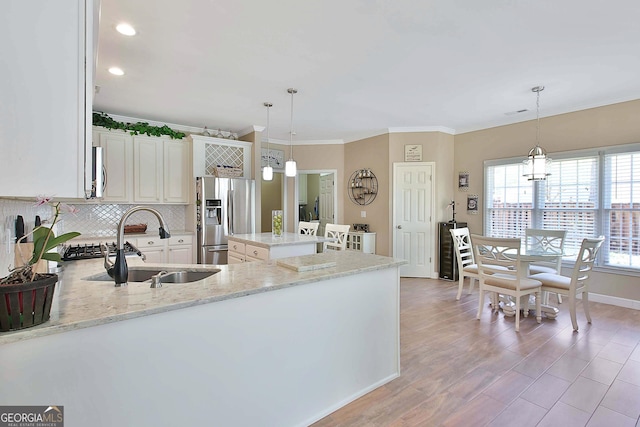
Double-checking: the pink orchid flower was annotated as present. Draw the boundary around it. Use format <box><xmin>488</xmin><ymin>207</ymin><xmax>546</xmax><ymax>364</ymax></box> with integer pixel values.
<box><xmin>34</xmin><ymin>195</ymin><xmax>53</xmax><ymax>206</ymax></box>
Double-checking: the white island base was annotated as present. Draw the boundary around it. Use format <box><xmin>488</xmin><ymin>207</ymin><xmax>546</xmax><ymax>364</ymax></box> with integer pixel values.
<box><xmin>0</xmin><ymin>266</ymin><xmax>400</xmax><ymax>426</ymax></box>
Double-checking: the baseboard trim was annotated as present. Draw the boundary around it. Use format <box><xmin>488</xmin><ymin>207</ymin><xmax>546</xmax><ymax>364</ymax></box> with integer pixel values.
<box><xmin>579</xmin><ymin>292</ymin><xmax>640</xmax><ymax>311</ymax></box>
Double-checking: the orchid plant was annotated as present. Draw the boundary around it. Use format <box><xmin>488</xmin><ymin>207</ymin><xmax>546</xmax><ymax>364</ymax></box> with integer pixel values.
<box><xmin>0</xmin><ymin>196</ymin><xmax>81</xmax><ymax>284</ymax></box>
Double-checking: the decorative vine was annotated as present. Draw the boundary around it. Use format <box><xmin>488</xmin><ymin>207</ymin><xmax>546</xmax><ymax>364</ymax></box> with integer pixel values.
<box><xmin>92</xmin><ymin>112</ymin><xmax>186</xmax><ymax>139</ymax></box>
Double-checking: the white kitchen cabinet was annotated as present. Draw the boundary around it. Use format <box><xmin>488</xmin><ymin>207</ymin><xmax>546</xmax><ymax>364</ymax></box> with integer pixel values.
<box><xmin>134</xmin><ymin>136</ymin><xmax>164</xmax><ymax>203</ymax></box>
<box><xmin>0</xmin><ymin>0</ymin><xmax>97</xmax><ymax>198</ymax></box>
<box><xmin>228</xmin><ymin>241</ymin><xmax>246</xmax><ymax>263</ymax></box>
<box><xmin>134</xmin><ymin>135</ymin><xmax>190</xmax><ymax>204</ymax></box>
<box><xmin>163</xmin><ymin>139</ymin><xmax>190</xmax><ymax>203</ymax></box>
<box><xmin>167</xmin><ymin>235</ymin><xmax>193</xmax><ymax>264</ymax></box>
<box><xmin>346</xmin><ymin>232</ymin><xmax>376</xmax><ymax>254</ymax></box>
<box><xmin>134</xmin><ymin>233</ymin><xmax>194</xmax><ymax>264</ymax></box>
<box><xmin>94</xmin><ymin>129</ymin><xmax>133</xmax><ymax>202</ymax></box>
<box><xmin>245</xmin><ymin>244</ymin><xmax>269</xmax><ymax>262</ymax></box>
<box><xmin>135</xmin><ymin>237</ymin><xmax>166</xmax><ymax>264</ymax></box>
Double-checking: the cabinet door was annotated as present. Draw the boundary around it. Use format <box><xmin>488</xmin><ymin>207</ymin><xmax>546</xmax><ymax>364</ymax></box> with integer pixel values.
<box><xmin>0</xmin><ymin>0</ymin><xmax>94</xmax><ymax>198</ymax></box>
<box><xmin>164</xmin><ymin>139</ymin><xmax>190</xmax><ymax>203</ymax></box>
<box><xmin>168</xmin><ymin>246</ymin><xmax>192</xmax><ymax>264</ymax></box>
<box><xmin>228</xmin><ymin>253</ymin><xmax>245</xmax><ymax>264</ymax></box>
<box><xmin>142</xmin><ymin>247</ymin><xmax>166</xmax><ymax>264</ymax></box>
<box><xmin>134</xmin><ymin>136</ymin><xmax>163</xmax><ymax>203</ymax></box>
<box><xmin>99</xmin><ymin>131</ymin><xmax>133</xmax><ymax>202</ymax></box>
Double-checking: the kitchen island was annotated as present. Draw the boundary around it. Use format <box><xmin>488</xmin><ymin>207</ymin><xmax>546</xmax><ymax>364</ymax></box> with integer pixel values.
<box><xmin>0</xmin><ymin>251</ymin><xmax>405</xmax><ymax>427</ymax></box>
<box><xmin>227</xmin><ymin>231</ymin><xmax>335</xmax><ymax>263</ymax></box>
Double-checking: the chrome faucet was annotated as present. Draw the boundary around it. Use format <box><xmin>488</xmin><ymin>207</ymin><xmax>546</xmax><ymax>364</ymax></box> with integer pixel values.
<box><xmin>107</xmin><ymin>206</ymin><xmax>171</xmax><ymax>287</ymax></box>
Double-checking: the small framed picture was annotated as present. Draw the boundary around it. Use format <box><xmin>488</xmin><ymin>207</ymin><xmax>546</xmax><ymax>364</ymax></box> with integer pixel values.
<box><xmin>467</xmin><ymin>194</ymin><xmax>478</xmax><ymax>214</ymax></box>
<box><xmin>458</xmin><ymin>172</ymin><xmax>469</xmax><ymax>190</ymax></box>
<box><xmin>404</xmin><ymin>145</ymin><xmax>422</xmax><ymax>162</ymax></box>
<box><xmin>261</xmin><ymin>148</ymin><xmax>285</xmax><ymax>169</ymax></box>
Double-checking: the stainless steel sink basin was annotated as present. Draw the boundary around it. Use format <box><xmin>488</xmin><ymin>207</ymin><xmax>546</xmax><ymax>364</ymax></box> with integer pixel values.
<box><xmin>158</xmin><ymin>270</ymin><xmax>219</xmax><ymax>283</ymax></box>
<box><xmin>85</xmin><ymin>268</ymin><xmax>220</xmax><ymax>284</ymax></box>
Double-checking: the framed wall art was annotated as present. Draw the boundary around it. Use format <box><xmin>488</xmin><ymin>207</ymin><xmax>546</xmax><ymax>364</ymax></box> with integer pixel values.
<box><xmin>404</xmin><ymin>145</ymin><xmax>422</xmax><ymax>162</ymax></box>
<box><xmin>458</xmin><ymin>171</ymin><xmax>469</xmax><ymax>191</ymax></box>
<box><xmin>261</xmin><ymin>147</ymin><xmax>285</xmax><ymax>169</ymax></box>
<box><xmin>467</xmin><ymin>194</ymin><xmax>479</xmax><ymax>214</ymax></box>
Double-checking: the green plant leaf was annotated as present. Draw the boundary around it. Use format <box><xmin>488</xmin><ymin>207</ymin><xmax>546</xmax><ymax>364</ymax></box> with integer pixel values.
<box><xmin>45</xmin><ymin>232</ymin><xmax>81</xmax><ymax>251</ymax></box>
<box><xmin>42</xmin><ymin>252</ymin><xmax>63</xmax><ymax>263</ymax></box>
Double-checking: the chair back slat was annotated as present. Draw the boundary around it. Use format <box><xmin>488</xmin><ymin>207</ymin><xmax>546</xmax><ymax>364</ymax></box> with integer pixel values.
<box><xmin>298</xmin><ymin>221</ymin><xmax>319</xmax><ymax>236</ymax></box>
<box><xmin>571</xmin><ymin>236</ymin><xmax>605</xmax><ymax>289</ymax></box>
<box><xmin>323</xmin><ymin>224</ymin><xmax>350</xmax><ymax>251</ymax></box>
<box><xmin>525</xmin><ymin>228</ymin><xmax>567</xmax><ymax>271</ymax></box>
<box><xmin>471</xmin><ymin>235</ymin><xmax>521</xmax><ymax>281</ymax></box>
<box><xmin>450</xmin><ymin>227</ymin><xmax>474</xmax><ymax>269</ymax></box>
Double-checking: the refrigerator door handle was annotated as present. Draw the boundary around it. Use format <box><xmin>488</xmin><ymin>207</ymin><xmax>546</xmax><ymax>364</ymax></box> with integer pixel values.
<box><xmin>228</xmin><ymin>189</ymin><xmax>234</xmax><ymax>235</ymax></box>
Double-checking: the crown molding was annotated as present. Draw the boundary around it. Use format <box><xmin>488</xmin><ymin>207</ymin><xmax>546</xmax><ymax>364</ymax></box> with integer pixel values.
<box><xmin>387</xmin><ymin>126</ymin><xmax>456</xmax><ymax>135</ymax></box>
<box><xmin>238</xmin><ymin>125</ymin><xmax>265</xmax><ymax>137</ymax></box>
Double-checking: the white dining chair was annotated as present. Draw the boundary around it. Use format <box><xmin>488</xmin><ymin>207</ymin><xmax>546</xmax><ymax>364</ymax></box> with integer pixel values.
<box><xmin>449</xmin><ymin>227</ymin><xmax>480</xmax><ymax>300</ymax></box>
<box><xmin>530</xmin><ymin>236</ymin><xmax>605</xmax><ymax>331</ymax></box>
<box><xmin>525</xmin><ymin>228</ymin><xmax>567</xmax><ymax>304</ymax></box>
<box><xmin>323</xmin><ymin>224</ymin><xmax>350</xmax><ymax>251</ymax></box>
<box><xmin>471</xmin><ymin>234</ymin><xmax>542</xmax><ymax>332</ymax></box>
<box><xmin>298</xmin><ymin>221</ymin><xmax>319</xmax><ymax>236</ymax></box>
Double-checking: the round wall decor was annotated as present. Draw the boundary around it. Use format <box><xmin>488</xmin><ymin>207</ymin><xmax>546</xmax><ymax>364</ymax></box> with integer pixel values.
<box><xmin>348</xmin><ymin>169</ymin><xmax>378</xmax><ymax>205</ymax></box>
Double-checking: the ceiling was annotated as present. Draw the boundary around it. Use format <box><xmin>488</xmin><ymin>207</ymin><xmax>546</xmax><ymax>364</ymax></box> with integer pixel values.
<box><xmin>94</xmin><ymin>0</ymin><xmax>640</xmax><ymax>143</ymax></box>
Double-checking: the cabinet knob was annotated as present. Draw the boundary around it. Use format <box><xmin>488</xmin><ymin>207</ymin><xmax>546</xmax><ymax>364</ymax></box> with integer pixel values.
<box><xmin>148</xmin><ymin>241</ymin><xmax>155</xmax><ymax>244</ymax></box>
<box><xmin>397</xmin><ymin>225</ymin><xmax>402</xmax><ymax>229</ymax></box>
<box><xmin>178</xmin><ymin>239</ymin><xmax>184</xmax><ymax>243</ymax></box>
<box><xmin>253</xmin><ymin>250</ymin><xmax>258</xmax><ymax>255</ymax></box>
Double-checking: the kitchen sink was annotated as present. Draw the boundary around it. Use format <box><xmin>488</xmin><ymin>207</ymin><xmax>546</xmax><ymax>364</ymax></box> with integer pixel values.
<box><xmin>158</xmin><ymin>270</ymin><xmax>219</xmax><ymax>283</ymax></box>
<box><xmin>85</xmin><ymin>268</ymin><xmax>220</xmax><ymax>284</ymax></box>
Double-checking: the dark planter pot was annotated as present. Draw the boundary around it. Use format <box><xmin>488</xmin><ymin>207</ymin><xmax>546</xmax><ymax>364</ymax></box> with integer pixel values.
<box><xmin>0</xmin><ymin>273</ymin><xmax>58</xmax><ymax>332</ymax></box>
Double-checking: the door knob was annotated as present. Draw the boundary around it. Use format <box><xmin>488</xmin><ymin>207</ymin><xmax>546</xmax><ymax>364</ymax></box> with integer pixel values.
<box><xmin>397</xmin><ymin>225</ymin><xmax>402</xmax><ymax>229</ymax></box>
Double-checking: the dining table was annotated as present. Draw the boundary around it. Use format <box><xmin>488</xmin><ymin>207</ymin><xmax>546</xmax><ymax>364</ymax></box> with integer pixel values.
<box><xmin>496</xmin><ymin>244</ymin><xmax>565</xmax><ymax>319</ymax></box>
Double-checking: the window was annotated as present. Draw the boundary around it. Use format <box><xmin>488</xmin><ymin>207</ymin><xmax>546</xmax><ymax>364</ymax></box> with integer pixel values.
<box><xmin>484</xmin><ymin>144</ymin><xmax>640</xmax><ymax>271</ymax></box>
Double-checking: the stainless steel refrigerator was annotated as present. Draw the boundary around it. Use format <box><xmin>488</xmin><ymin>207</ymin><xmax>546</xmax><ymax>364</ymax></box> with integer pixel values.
<box><xmin>196</xmin><ymin>176</ymin><xmax>255</xmax><ymax>264</ymax></box>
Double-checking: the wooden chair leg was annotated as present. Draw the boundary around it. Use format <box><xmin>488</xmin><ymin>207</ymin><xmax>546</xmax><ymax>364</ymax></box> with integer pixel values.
<box><xmin>477</xmin><ymin>286</ymin><xmax>484</xmax><ymax>320</ymax></box>
<box><xmin>535</xmin><ymin>291</ymin><xmax>542</xmax><ymax>324</ymax></box>
<box><xmin>515</xmin><ymin>296</ymin><xmax>521</xmax><ymax>332</ymax></box>
<box><xmin>557</xmin><ymin>294</ymin><xmax>563</xmax><ymax>304</ymax></box>
<box><xmin>569</xmin><ymin>294</ymin><xmax>578</xmax><ymax>331</ymax></box>
<box><xmin>456</xmin><ymin>276</ymin><xmax>464</xmax><ymax>300</ymax></box>
<box><xmin>468</xmin><ymin>277</ymin><xmax>475</xmax><ymax>295</ymax></box>
<box><xmin>582</xmin><ymin>291</ymin><xmax>592</xmax><ymax>324</ymax></box>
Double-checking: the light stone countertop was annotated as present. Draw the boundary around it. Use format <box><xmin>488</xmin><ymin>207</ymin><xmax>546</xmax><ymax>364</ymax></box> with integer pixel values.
<box><xmin>228</xmin><ymin>232</ymin><xmax>335</xmax><ymax>248</ymax></box>
<box><xmin>0</xmin><ymin>251</ymin><xmax>405</xmax><ymax>345</ymax></box>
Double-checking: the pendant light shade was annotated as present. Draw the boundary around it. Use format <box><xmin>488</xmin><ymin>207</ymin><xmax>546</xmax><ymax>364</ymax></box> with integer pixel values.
<box><xmin>285</xmin><ymin>88</ymin><xmax>297</xmax><ymax>177</ymax></box>
<box><xmin>523</xmin><ymin>86</ymin><xmax>551</xmax><ymax>181</ymax></box>
<box><xmin>262</xmin><ymin>102</ymin><xmax>273</xmax><ymax>181</ymax></box>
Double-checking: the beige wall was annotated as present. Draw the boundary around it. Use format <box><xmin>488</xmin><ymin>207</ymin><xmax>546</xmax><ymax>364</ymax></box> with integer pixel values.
<box><xmin>454</xmin><ymin>99</ymin><xmax>640</xmax><ymax>301</ymax></box>
<box><xmin>344</xmin><ymin>134</ymin><xmax>390</xmax><ymax>254</ymax></box>
<box><xmin>260</xmin><ymin>173</ymin><xmax>284</xmax><ymax>231</ymax></box>
<box><xmin>387</xmin><ymin>132</ymin><xmax>455</xmax><ymax>259</ymax></box>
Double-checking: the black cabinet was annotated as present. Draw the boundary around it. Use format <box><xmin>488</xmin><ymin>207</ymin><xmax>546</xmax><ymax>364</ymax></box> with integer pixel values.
<box><xmin>439</xmin><ymin>221</ymin><xmax>467</xmax><ymax>281</ymax></box>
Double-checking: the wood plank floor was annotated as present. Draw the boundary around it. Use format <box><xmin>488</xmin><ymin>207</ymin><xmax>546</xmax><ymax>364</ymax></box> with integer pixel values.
<box><xmin>312</xmin><ymin>277</ymin><xmax>640</xmax><ymax>427</ymax></box>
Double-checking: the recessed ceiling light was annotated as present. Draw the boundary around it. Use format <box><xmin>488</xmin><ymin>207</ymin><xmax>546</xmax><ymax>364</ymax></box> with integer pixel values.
<box><xmin>116</xmin><ymin>23</ymin><xmax>136</xmax><ymax>36</ymax></box>
<box><xmin>108</xmin><ymin>67</ymin><xmax>125</xmax><ymax>76</ymax></box>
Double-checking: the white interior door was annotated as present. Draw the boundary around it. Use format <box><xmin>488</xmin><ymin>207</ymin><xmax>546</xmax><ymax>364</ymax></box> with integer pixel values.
<box><xmin>319</xmin><ymin>173</ymin><xmax>335</xmax><ymax>236</ymax></box>
<box><xmin>393</xmin><ymin>163</ymin><xmax>435</xmax><ymax>277</ymax></box>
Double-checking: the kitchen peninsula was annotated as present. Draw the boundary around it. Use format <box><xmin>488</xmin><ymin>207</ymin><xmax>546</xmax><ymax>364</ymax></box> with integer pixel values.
<box><xmin>0</xmin><ymin>251</ymin><xmax>404</xmax><ymax>427</ymax></box>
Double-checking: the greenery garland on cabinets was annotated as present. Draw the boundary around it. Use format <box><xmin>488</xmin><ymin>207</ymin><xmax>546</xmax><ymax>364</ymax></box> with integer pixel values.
<box><xmin>92</xmin><ymin>112</ymin><xmax>186</xmax><ymax>139</ymax></box>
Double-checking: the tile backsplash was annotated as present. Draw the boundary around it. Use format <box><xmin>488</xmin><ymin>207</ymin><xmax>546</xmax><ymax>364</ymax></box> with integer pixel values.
<box><xmin>0</xmin><ymin>199</ymin><xmax>188</xmax><ymax>277</ymax></box>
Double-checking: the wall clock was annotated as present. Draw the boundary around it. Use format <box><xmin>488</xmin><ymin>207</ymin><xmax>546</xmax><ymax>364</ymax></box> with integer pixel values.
<box><xmin>261</xmin><ymin>148</ymin><xmax>285</xmax><ymax>169</ymax></box>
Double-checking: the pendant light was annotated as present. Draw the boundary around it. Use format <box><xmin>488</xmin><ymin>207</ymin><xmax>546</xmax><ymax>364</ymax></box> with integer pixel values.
<box><xmin>262</xmin><ymin>102</ymin><xmax>273</xmax><ymax>181</ymax></box>
<box><xmin>523</xmin><ymin>86</ymin><xmax>551</xmax><ymax>181</ymax></box>
<box><xmin>285</xmin><ymin>88</ymin><xmax>298</xmax><ymax>177</ymax></box>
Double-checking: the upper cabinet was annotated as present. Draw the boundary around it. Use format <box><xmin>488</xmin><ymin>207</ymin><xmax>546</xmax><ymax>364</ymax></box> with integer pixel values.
<box><xmin>133</xmin><ymin>135</ymin><xmax>191</xmax><ymax>204</ymax></box>
<box><xmin>93</xmin><ymin>127</ymin><xmax>190</xmax><ymax>204</ymax></box>
<box><xmin>0</xmin><ymin>0</ymin><xmax>97</xmax><ymax>198</ymax></box>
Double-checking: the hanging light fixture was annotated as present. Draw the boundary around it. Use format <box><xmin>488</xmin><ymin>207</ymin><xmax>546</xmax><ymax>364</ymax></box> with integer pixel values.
<box><xmin>523</xmin><ymin>85</ymin><xmax>551</xmax><ymax>181</ymax></box>
<box><xmin>285</xmin><ymin>88</ymin><xmax>298</xmax><ymax>177</ymax></box>
<box><xmin>262</xmin><ymin>102</ymin><xmax>273</xmax><ymax>181</ymax></box>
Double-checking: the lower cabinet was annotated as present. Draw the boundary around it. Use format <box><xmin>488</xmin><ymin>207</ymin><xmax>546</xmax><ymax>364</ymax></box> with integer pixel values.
<box><xmin>133</xmin><ymin>234</ymin><xmax>193</xmax><ymax>264</ymax></box>
<box><xmin>228</xmin><ymin>240</ymin><xmax>269</xmax><ymax>263</ymax></box>
<box><xmin>346</xmin><ymin>232</ymin><xmax>376</xmax><ymax>254</ymax></box>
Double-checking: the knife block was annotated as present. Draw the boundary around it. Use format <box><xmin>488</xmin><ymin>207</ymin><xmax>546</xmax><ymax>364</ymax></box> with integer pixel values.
<box><xmin>14</xmin><ymin>243</ymin><xmax>48</xmax><ymax>273</ymax></box>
